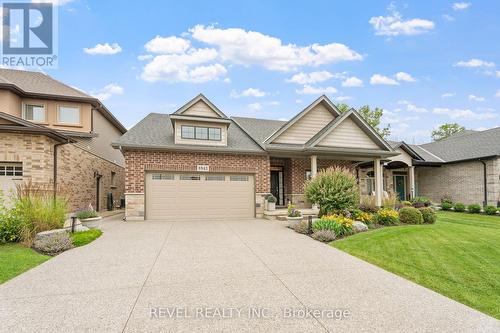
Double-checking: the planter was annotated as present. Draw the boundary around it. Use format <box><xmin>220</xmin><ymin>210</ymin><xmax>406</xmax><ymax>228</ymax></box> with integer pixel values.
<box><xmin>267</xmin><ymin>202</ymin><xmax>276</xmax><ymax>211</ymax></box>
<box><xmin>286</xmin><ymin>216</ymin><xmax>303</xmax><ymax>228</ymax></box>
<box><xmin>80</xmin><ymin>216</ymin><xmax>102</xmax><ymax>229</ymax></box>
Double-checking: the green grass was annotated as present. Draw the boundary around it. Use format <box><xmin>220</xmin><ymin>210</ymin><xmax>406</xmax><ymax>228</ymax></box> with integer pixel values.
<box><xmin>332</xmin><ymin>211</ymin><xmax>500</xmax><ymax>319</ymax></box>
<box><xmin>0</xmin><ymin>243</ymin><xmax>50</xmax><ymax>284</ymax></box>
<box><xmin>71</xmin><ymin>229</ymin><xmax>102</xmax><ymax>247</ymax></box>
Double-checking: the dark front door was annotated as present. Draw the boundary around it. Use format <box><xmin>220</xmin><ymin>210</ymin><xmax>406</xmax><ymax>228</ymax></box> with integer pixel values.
<box><xmin>270</xmin><ymin>171</ymin><xmax>280</xmax><ymax>205</ymax></box>
<box><xmin>394</xmin><ymin>175</ymin><xmax>406</xmax><ymax>201</ymax></box>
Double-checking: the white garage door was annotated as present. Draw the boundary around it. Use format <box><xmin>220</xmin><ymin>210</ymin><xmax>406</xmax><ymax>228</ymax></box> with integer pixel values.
<box><xmin>0</xmin><ymin>163</ymin><xmax>23</xmax><ymax>205</ymax></box>
<box><xmin>145</xmin><ymin>172</ymin><xmax>255</xmax><ymax>220</ymax></box>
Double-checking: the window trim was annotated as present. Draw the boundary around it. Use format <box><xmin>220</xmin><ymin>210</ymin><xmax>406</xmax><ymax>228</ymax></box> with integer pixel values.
<box><xmin>180</xmin><ymin>125</ymin><xmax>222</xmax><ymax>141</ymax></box>
<box><xmin>22</xmin><ymin>102</ymin><xmax>46</xmax><ymax>123</ymax></box>
<box><xmin>56</xmin><ymin>105</ymin><xmax>81</xmax><ymax>126</ymax></box>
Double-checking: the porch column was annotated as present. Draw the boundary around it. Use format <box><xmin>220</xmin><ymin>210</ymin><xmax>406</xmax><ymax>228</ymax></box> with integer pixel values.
<box><xmin>409</xmin><ymin>166</ymin><xmax>415</xmax><ymax>199</ymax></box>
<box><xmin>310</xmin><ymin>155</ymin><xmax>318</xmax><ymax>178</ymax></box>
<box><xmin>374</xmin><ymin>158</ymin><xmax>383</xmax><ymax>207</ymax></box>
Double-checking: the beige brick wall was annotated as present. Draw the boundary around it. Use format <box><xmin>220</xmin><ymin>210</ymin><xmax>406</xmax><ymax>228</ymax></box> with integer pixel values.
<box><xmin>123</xmin><ymin>150</ymin><xmax>270</xmax><ymax>219</ymax></box>
<box><xmin>416</xmin><ymin>159</ymin><xmax>499</xmax><ymax>206</ymax></box>
<box><xmin>0</xmin><ymin>132</ymin><xmax>124</xmax><ymax>212</ymax></box>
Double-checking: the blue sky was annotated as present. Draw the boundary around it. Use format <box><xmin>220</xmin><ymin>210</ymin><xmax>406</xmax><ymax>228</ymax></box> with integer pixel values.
<box><xmin>43</xmin><ymin>0</ymin><xmax>500</xmax><ymax>143</ymax></box>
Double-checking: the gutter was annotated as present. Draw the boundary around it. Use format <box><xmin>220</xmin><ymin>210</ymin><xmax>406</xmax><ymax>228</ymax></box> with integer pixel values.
<box><xmin>479</xmin><ymin>159</ymin><xmax>488</xmax><ymax>207</ymax></box>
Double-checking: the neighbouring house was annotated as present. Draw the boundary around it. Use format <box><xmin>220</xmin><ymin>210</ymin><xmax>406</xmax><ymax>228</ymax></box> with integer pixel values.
<box><xmin>0</xmin><ymin>68</ymin><xmax>126</xmax><ymax>212</ymax></box>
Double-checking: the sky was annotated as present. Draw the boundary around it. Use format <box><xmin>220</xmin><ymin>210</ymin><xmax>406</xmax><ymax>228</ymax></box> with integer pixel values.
<box><xmin>35</xmin><ymin>0</ymin><xmax>500</xmax><ymax>143</ymax></box>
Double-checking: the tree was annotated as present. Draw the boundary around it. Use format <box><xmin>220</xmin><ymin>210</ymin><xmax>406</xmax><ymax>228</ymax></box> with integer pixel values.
<box><xmin>336</xmin><ymin>103</ymin><xmax>391</xmax><ymax>138</ymax></box>
<box><xmin>431</xmin><ymin>123</ymin><xmax>465</xmax><ymax>141</ymax></box>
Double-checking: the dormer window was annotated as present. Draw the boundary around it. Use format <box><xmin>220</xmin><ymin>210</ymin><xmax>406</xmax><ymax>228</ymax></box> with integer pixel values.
<box><xmin>181</xmin><ymin>125</ymin><xmax>221</xmax><ymax>141</ymax></box>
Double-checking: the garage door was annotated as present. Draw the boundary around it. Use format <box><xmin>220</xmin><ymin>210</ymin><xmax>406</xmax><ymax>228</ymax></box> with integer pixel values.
<box><xmin>0</xmin><ymin>163</ymin><xmax>23</xmax><ymax>205</ymax></box>
<box><xmin>145</xmin><ymin>172</ymin><xmax>255</xmax><ymax>220</ymax></box>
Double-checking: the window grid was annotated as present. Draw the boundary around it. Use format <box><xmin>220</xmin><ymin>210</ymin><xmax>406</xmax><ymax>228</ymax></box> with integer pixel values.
<box><xmin>152</xmin><ymin>173</ymin><xmax>174</xmax><ymax>180</ymax></box>
<box><xmin>180</xmin><ymin>175</ymin><xmax>201</xmax><ymax>181</ymax></box>
<box><xmin>181</xmin><ymin>125</ymin><xmax>222</xmax><ymax>141</ymax></box>
<box><xmin>0</xmin><ymin>164</ymin><xmax>23</xmax><ymax>177</ymax></box>
<box><xmin>206</xmin><ymin>175</ymin><xmax>225</xmax><ymax>181</ymax></box>
<box><xmin>230</xmin><ymin>175</ymin><xmax>249</xmax><ymax>182</ymax></box>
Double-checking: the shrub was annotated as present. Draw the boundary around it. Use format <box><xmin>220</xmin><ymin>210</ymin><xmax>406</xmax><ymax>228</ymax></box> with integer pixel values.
<box><xmin>359</xmin><ymin>195</ymin><xmax>377</xmax><ymax>212</ymax></box>
<box><xmin>441</xmin><ymin>202</ymin><xmax>453</xmax><ymax>211</ymax></box>
<box><xmin>266</xmin><ymin>194</ymin><xmax>277</xmax><ymax>203</ymax></box>
<box><xmin>411</xmin><ymin>196</ymin><xmax>431</xmax><ymax>208</ymax></box>
<box><xmin>383</xmin><ymin>191</ymin><xmax>399</xmax><ymax>209</ymax></box>
<box><xmin>311</xmin><ymin>230</ymin><xmax>336</xmax><ymax>242</ymax></box>
<box><xmin>484</xmin><ymin>205</ymin><xmax>498</xmax><ymax>215</ymax></box>
<box><xmin>441</xmin><ymin>196</ymin><xmax>453</xmax><ymax>205</ymax></box>
<box><xmin>292</xmin><ymin>220</ymin><xmax>310</xmax><ymax>234</ymax></box>
<box><xmin>399</xmin><ymin>207</ymin><xmax>424</xmax><ymax>224</ymax></box>
<box><xmin>0</xmin><ymin>212</ymin><xmax>23</xmax><ymax>243</ymax></box>
<box><xmin>467</xmin><ymin>204</ymin><xmax>481</xmax><ymax>214</ymax></box>
<box><xmin>304</xmin><ymin>166</ymin><xmax>359</xmax><ymax>216</ymax></box>
<box><xmin>454</xmin><ymin>203</ymin><xmax>466</xmax><ymax>212</ymax></box>
<box><xmin>419</xmin><ymin>207</ymin><xmax>437</xmax><ymax>224</ymax></box>
<box><xmin>401</xmin><ymin>201</ymin><xmax>412</xmax><ymax>207</ymax></box>
<box><xmin>287</xmin><ymin>203</ymin><xmax>301</xmax><ymax>217</ymax></box>
<box><xmin>76</xmin><ymin>209</ymin><xmax>98</xmax><ymax>220</ymax></box>
<box><xmin>312</xmin><ymin>214</ymin><xmax>354</xmax><ymax>237</ymax></box>
<box><xmin>32</xmin><ymin>231</ymin><xmax>73</xmax><ymax>255</ymax></box>
<box><xmin>374</xmin><ymin>208</ymin><xmax>399</xmax><ymax>225</ymax></box>
<box><xmin>353</xmin><ymin>211</ymin><xmax>374</xmax><ymax>225</ymax></box>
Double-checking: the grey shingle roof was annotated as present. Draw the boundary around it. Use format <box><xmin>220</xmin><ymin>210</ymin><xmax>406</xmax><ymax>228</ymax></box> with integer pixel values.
<box><xmin>419</xmin><ymin>127</ymin><xmax>500</xmax><ymax>162</ymax></box>
<box><xmin>0</xmin><ymin>68</ymin><xmax>92</xmax><ymax>99</ymax></box>
<box><xmin>232</xmin><ymin>116</ymin><xmax>285</xmax><ymax>145</ymax></box>
<box><xmin>113</xmin><ymin>113</ymin><xmax>265</xmax><ymax>153</ymax></box>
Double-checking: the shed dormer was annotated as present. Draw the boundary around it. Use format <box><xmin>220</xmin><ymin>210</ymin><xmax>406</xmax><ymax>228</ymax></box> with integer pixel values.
<box><xmin>170</xmin><ymin>94</ymin><xmax>230</xmax><ymax>147</ymax></box>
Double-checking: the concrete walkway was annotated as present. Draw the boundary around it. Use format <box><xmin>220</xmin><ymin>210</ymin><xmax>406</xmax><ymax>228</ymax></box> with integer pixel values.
<box><xmin>0</xmin><ymin>216</ymin><xmax>498</xmax><ymax>333</ymax></box>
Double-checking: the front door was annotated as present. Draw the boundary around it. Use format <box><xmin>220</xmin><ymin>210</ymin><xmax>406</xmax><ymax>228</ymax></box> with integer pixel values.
<box><xmin>394</xmin><ymin>175</ymin><xmax>407</xmax><ymax>201</ymax></box>
<box><xmin>270</xmin><ymin>171</ymin><xmax>280</xmax><ymax>205</ymax></box>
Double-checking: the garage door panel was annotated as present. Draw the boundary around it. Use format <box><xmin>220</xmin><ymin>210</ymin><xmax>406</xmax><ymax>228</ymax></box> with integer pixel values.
<box><xmin>145</xmin><ymin>173</ymin><xmax>254</xmax><ymax>220</ymax></box>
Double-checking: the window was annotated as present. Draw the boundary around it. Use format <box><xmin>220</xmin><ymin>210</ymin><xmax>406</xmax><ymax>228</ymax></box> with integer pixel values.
<box><xmin>111</xmin><ymin>171</ymin><xmax>116</xmax><ymax>187</ymax></box>
<box><xmin>152</xmin><ymin>173</ymin><xmax>174</xmax><ymax>180</ymax></box>
<box><xmin>181</xmin><ymin>125</ymin><xmax>222</xmax><ymax>141</ymax></box>
<box><xmin>230</xmin><ymin>175</ymin><xmax>249</xmax><ymax>182</ymax></box>
<box><xmin>181</xmin><ymin>126</ymin><xmax>195</xmax><ymax>139</ymax></box>
<box><xmin>208</xmin><ymin>128</ymin><xmax>221</xmax><ymax>141</ymax></box>
<box><xmin>23</xmin><ymin>104</ymin><xmax>45</xmax><ymax>122</ymax></box>
<box><xmin>206</xmin><ymin>175</ymin><xmax>225</xmax><ymax>181</ymax></box>
<box><xmin>0</xmin><ymin>163</ymin><xmax>22</xmax><ymax>177</ymax></box>
<box><xmin>180</xmin><ymin>175</ymin><xmax>201</xmax><ymax>181</ymax></box>
<box><xmin>57</xmin><ymin>106</ymin><xmax>80</xmax><ymax>125</ymax></box>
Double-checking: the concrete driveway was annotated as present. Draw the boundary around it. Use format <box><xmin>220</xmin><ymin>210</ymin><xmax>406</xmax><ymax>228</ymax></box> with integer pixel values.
<box><xmin>1</xmin><ymin>216</ymin><xmax>498</xmax><ymax>333</ymax></box>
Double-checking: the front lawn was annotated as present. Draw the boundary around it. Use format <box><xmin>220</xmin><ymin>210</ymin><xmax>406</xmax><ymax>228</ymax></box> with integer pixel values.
<box><xmin>71</xmin><ymin>229</ymin><xmax>102</xmax><ymax>247</ymax></box>
<box><xmin>0</xmin><ymin>243</ymin><xmax>50</xmax><ymax>284</ymax></box>
<box><xmin>332</xmin><ymin>211</ymin><xmax>500</xmax><ymax>319</ymax></box>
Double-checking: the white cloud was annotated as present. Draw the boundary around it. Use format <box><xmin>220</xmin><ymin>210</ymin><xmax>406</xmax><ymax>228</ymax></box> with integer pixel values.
<box><xmin>144</xmin><ymin>36</ymin><xmax>190</xmax><ymax>54</ymax></box>
<box><xmin>370</xmin><ymin>74</ymin><xmax>399</xmax><ymax>85</ymax></box>
<box><xmin>397</xmin><ymin>100</ymin><xmax>428</xmax><ymax>113</ymax></box>
<box><xmin>247</xmin><ymin>102</ymin><xmax>262</xmax><ymax>112</ymax></box>
<box><xmin>230</xmin><ymin>88</ymin><xmax>267</xmax><ymax>98</ymax></box>
<box><xmin>495</xmin><ymin>90</ymin><xmax>500</xmax><ymax>98</ymax></box>
<box><xmin>137</xmin><ymin>54</ymin><xmax>153</xmax><ymax>61</ymax></box>
<box><xmin>441</xmin><ymin>92</ymin><xmax>455</xmax><ymax>98</ymax></box>
<box><xmin>140</xmin><ymin>48</ymin><xmax>227</xmax><ymax>83</ymax></box>
<box><xmin>92</xmin><ymin>83</ymin><xmax>124</xmax><ymax>101</ymax></box>
<box><xmin>468</xmin><ymin>94</ymin><xmax>485</xmax><ymax>102</ymax></box>
<box><xmin>84</xmin><ymin>43</ymin><xmax>122</xmax><ymax>55</ymax></box>
<box><xmin>442</xmin><ymin>14</ymin><xmax>455</xmax><ymax>22</ymax></box>
<box><xmin>189</xmin><ymin>25</ymin><xmax>362</xmax><ymax>72</ymax></box>
<box><xmin>295</xmin><ymin>85</ymin><xmax>337</xmax><ymax>95</ymax></box>
<box><xmin>369</xmin><ymin>4</ymin><xmax>434</xmax><ymax>36</ymax></box>
<box><xmin>286</xmin><ymin>71</ymin><xmax>333</xmax><ymax>84</ymax></box>
<box><xmin>452</xmin><ymin>2</ymin><xmax>471</xmax><ymax>11</ymax></box>
<box><xmin>454</xmin><ymin>58</ymin><xmax>495</xmax><ymax>68</ymax></box>
<box><xmin>223</xmin><ymin>78</ymin><xmax>231</xmax><ymax>83</ymax></box>
<box><xmin>433</xmin><ymin>107</ymin><xmax>496</xmax><ymax>120</ymax></box>
<box><xmin>496</xmin><ymin>71</ymin><xmax>500</xmax><ymax>78</ymax></box>
<box><xmin>295</xmin><ymin>99</ymin><xmax>303</xmax><ymax>104</ymax></box>
<box><xmin>336</xmin><ymin>96</ymin><xmax>352</xmax><ymax>102</ymax></box>
<box><xmin>341</xmin><ymin>76</ymin><xmax>363</xmax><ymax>87</ymax></box>
<box><xmin>267</xmin><ymin>101</ymin><xmax>280</xmax><ymax>106</ymax></box>
<box><xmin>395</xmin><ymin>71</ymin><xmax>416</xmax><ymax>82</ymax></box>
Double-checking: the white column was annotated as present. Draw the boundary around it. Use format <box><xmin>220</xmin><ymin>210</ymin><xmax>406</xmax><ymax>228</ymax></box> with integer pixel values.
<box><xmin>374</xmin><ymin>158</ymin><xmax>383</xmax><ymax>207</ymax></box>
<box><xmin>409</xmin><ymin>166</ymin><xmax>415</xmax><ymax>199</ymax></box>
<box><xmin>311</xmin><ymin>155</ymin><xmax>318</xmax><ymax>178</ymax></box>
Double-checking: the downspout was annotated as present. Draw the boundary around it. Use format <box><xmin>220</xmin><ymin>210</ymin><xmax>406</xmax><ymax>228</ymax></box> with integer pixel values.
<box><xmin>53</xmin><ymin>140</ymin><xmax>70</xmax><ymax>201</ymax></box>
<box><xmin>479</xmin><ymin>159</ymin><xmax>487</xmax><ymax>206</ymax></box>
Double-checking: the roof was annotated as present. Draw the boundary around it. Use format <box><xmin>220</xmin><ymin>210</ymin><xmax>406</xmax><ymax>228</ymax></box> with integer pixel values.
<box><xmin>232</xmin><ymin>116</ymin><xmax>285</xmax><ymax>145</ymax></box>
<box><xmin>173</xmin><ymin>93</ymin><xmax>228</xmax><ymax>118</ymax></box>
<box><xmin>0</xmin><ymin>111</ymin><xmax>73</xmax><ymax>142</ymax></box>
<box><xmin>0</xmin><ymin>68</ymin><xmax>127</xmax><ymax>134</ymax></box>
<box><xmin>419</xmin><ymin>127</ymin><xmax>500</xmax><ymax>162</ymax></box>
<box><xmin>112</xmin><ymin>113</ymin><xmax>265</xmax><ymax>153</ymax></box>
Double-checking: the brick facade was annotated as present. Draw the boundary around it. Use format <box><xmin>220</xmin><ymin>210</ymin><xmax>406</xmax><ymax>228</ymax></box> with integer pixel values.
<box><xmin>123</xmin><ymin>150</ymin><xmax>270</xmax><ymax>219</ymax></box>
<box><xmin>0</xmin><ymin>133</ymin><xmax>125</xmax><ymax>212</ymax></box>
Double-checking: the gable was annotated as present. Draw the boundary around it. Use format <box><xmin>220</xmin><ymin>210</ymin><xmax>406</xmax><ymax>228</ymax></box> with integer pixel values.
<box><xmin>180</xmin><ymin>100</ymin><xmax>221</xmax><ymax>118</ymax></box>
<box><xmin>389</xmin><ymin>148</ymin><xmax>413</xmax><ymax>165</ymax></box>
<box><xmin>317</xmin><ymin>117</ymin><xmax>380</xmax><ymax>149</ymax></box>
<box><xmin>273</xmin><ymin>103</ymin><xmax>334</xmax><ymax>144</ymax></box>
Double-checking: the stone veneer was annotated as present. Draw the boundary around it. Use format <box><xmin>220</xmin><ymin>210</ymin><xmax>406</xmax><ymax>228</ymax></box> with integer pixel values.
<box><xmin>123</xmin><ymin>150</ymin><xmax>270</xmax><ymax>220</ymax></box>
<box><xmin>0</xmin><ymin>132</ymin><xmax>124</xmax><ymax>212</ymax></box>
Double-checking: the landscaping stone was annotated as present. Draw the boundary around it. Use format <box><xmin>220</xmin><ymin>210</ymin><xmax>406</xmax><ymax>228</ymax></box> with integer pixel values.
<box><xmin>353</xmin><ymin>221</ymin><xmax>368</xmax><ymax>233</ymax></box>
<box><xmin>33</xmin><ymin>229</ymin><xmax>73</xmax><ymax>255</ymax></box>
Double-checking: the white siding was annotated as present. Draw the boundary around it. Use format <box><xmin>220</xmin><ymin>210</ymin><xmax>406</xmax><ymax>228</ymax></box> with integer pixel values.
<box><xmin>389</xmin><ymin>148</ymin><xmax>413</xmax><ymax>166</ymax></box>
<box><xmin>273</xmin><ymin>103</ymin><xmax>334</xmax><ymax>144</ymax></box>
<box><xmin>318</xmin><ymin>118</ymin><xmax>380</xmax><ymax>149</ymax></box>
<box><xmin>182</xmin><ymin>100</ymin><xmax>220</xmax><ymax>118</ymax></box>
